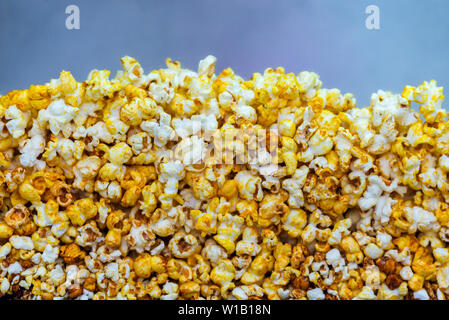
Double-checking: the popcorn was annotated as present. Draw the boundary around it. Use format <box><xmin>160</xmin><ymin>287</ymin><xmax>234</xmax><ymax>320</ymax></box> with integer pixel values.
<box><xmin>38</xmin><ymin>99</ymin><xmax>78</xmax><ymax>134</ymax></box>
<box><xmin>407</xmin><ymin>206</ymin><xmax>440</xmax><ymax>233</ymax></box>
<box><xmin>168</xmin><ymin>231</ymin><xmax>200</xmax><ymax>258</ymax></box>
<box><xmin>5</xmin><ymin>105</ymin><xmax>29</xmax><ymax>138</ymax></box>
<box><xmin>109</xmin><ymin>142</ymin><xmax>133</xmax><ymax>165</ymax></box>
<box><xmin>236</xmin><ymin>227</ymin><xmax>261</xmax><ymax>256</ymax></box>
<box><xmin>7</xmin><ymin>262</ymin><xmax>23</xmax><ymax>275</ymax></box>
<box><xmin>214</xmin><ymin>214</ymin><xmax>244</xmax><ymax>254</ymax></box>
<box><xmin>42</xmin><ymin>244</ymin><xmax>59</xmax><ymax>263</ymax></box>
<box><xmin>1</xmin><ymin>55</ymin><xmax>448</xmax><ymax>300</ymax></box>
<box><xmin>140</xmin><ymin>111</ymin><xmax>175</xmax><ymax>147</ymax></box>
<box><xmin>0</xmin><ymin>243</ymin><xmax>12</xmax><ymax>259</ymax></box>
<box><xmin>306</xmin><ymin>288</ymin><xmax>325</xmax><ymax>300</ymax></box>
<box><xmin>210</xmin><ymin>259</ymin><xmax>235</xmax><ymax>296</ymax></box>
<box><xmin>364</xmin><ymin>243</ymin><xmax>384</xmax><ymax>259</ymax></box>
<box><xmin>400</xmin><ymin>266</ymin><xmax>414</xmax><ymax>281</ymax></box>
<box><xmin>414</xmin><ymin>289</ymin><xmax>430</xmax><ymax>300</ymax></box>
<box><xmin>10</xmin><ymin>235</ymin><xmax>34</xmax><ymax>250</ymax></box>
<box><xmin>174</xmin><ymin>135</ymin><xmax>207</xmax><ymax>166</ymax></box>
<box><xmin>235</xmin><ymin>170</ymin><xmax>263</xmax><ymax>201</ymax></box>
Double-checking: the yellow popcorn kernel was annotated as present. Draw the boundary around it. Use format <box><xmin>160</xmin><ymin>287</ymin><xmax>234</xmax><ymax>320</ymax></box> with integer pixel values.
<box><xmin>140</xmin><ymin>185</ymin><xmax>157</xmax><ymax>217</ymax></box>
<box><xmin>273</xmin><ymin>242</ymin><xmax>291</xmax><ymax>272</ymax></box>
<box><xmin>190</xmin><ymin>209</ymin><xmax>217</xmax><ymax>236</ymax></box>
<box><xmin>124</xmin><ymin>84</ymin><xmax>147</xmax><ymax>100</ymax></box>
<box><xmin>4</xmin><ymin>204</ymin><xmax>30</xmax><ymax>230</ymax></box>
<box><xmin>257</xmin><ymin>105</ymin><xmax>278</xmax><ymax>127</ymax></box>
<box><xmin>59</xmin><ymin>70</ymin><xmax>78</xmax><ymax>95</ymax></box>
<box><xmin>29</xmin><ymin>172</ymin><xmax>47</xmax><ymax>194</ymax></box>
<box><xmin>134</xmin><ymin>253</ymin><xmax>153</xmax><ymax>278</ymax></box>
<box><xmin>169</xmin><ymin>232</ymin><xmax>200</xmax><ymax>258</ymax></box>
<box><xmin>218</xmin><ymin>179</ymin><xmax>238</xmax><ymax>199</ymax></box>
<box><xmin>28</xmin><ymin>85</ymin><xmax>51</xmax><ymax>110</ymax></box>
<box><xmin>235</xmin><ymin>227</ymin><xmax>261</xmax><ymax>257</ymax></box>
<box><xmin>86</xmin><ymin>69</ymin><xmax>121</xmax><ymax>101</ymax></box>
<box><xmin>49</xmin><ymin>181</ymin><xmax>73</xmax><ymax>207</ymax></box>
<box><xmin>236</xmin><ymin>199</ymin><xmax>259</xmax><ymax>226</ymax></box>
<box><xmin>435</xmin><ymin>208</ymin><xmax>449</xmax><ymax>227</ymax></box>
<box><xmin>6</xmin><ymin>89</ymin><xmax>29</xmax><ymax>111</ymax></box>
<box><xmin>401</xmin><ymin>85</ymin><xmax>415</xmax><ymax>101</ymax></box>
<box><xmin>210</xmin><ymin>259</ymin><xmax>235</xmax><ymax>295</ymax></box>
<box><xmin>83</xmin><ymin>277</ymin><xmax>97</xmax><ymax>292</ymax></box>
<box><xmin>402</xmin><ymin>155</ymin><xmax>422</xmax><ymax>190</ymax></box>
<box><xmin>280</xmin><ymin>136</ymin><xmax>297</xmax><ymax>153</ymax></box>
<box><xmin>199</xmin><ymin>284</ymin><xmax>220</xmax><ymax>300</ymax></box>
<box><xmin>282</xmin><ymin>151</ymin><xmax>297</xmax><ymax>176</ymax></box>
<box><xmin>106</xmin><ymin>210</ymin><xmax>131</xmax><ymax>234</ymax></box>
<box><xmin>234</xmin><ymin>170</ymin><xmax>263</xmax><ymax>201</ymax></box>
<box><xmin>185</xmin><ymin>172</ymin><xmax>217</xmax><ymax>201</ymax></box>
<box><xmin>415</xmin><ymin>80</ymin><xmax>446</xmax><ymax>123</ymax></box>
<box><xmin>120</xmin><ymin>168</ymin><xmax>148</xmax><ymax>190</ymax></box>
<box><xmin>64</xmin><ymin>84</ymin><xmax>85</xmax><ymax>107</ymax></box>
<box><xmin>98</xmin><ymin>163</ymin><xmax>125</xmax><ymax>181</ymax></box>
<box><xmin>0</xmin><ymin>137</ymin><xmax>12</xmax><ymax>153</ymax></box>
<box><xmin>121</xmin><ymin>56</ymin><xmax>144</xmax><ymax>79</ymax></box>
<box><xmin>120</xmin><ymin>99</ymin><xmax>143</xmax><ymax>126</ymax></box>
<box><xmin>10</xmin><ymin>190</ymin><xmax>27</xmax><ymax>207</ymax></box>
<box><xmin>15</xmin><ymin>220</ymin><xmax>37</xmax><ymax>237</ymax></box>
<box><xmin>188</xmin><ymin>254</ymin><xmax>211</xmax><ymax>283</ymax></box>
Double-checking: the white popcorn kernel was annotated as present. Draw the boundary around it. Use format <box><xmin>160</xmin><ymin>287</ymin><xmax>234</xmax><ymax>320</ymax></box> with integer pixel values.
<box><xmin>7</xmin><ymin>262</ymin><xmax>23</xmax><ymax>275</ymax></box>
<box><xmin>399</xmin><ymin>266</ymin><xmax>414</xmax><ymax>281</ymax></box>
<box><xmin>0</xmin><ymin>243</ymin><xmax>12</xmax><ymax>259</ymax></box>
<box><xmin>306</xmin><ymin>288</ymin><xmax>325</xmax><ymax>300</ymax></box>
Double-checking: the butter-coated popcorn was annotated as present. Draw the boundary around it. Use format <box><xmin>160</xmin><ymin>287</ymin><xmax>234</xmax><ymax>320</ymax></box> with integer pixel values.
<box><xmin>0</xmin><ymin>55</ymin><xmax>448</xmax><ymax>300</ymax></box>
<box><xmin>5</xmin><ymin>105</ymin><xmax>29</xmax><ymax>139</ymax></box>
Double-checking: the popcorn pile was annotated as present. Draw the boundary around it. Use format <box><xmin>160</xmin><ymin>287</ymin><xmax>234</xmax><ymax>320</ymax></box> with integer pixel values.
<box><xmin>0</xmin><ymin>55</ymin><xmax>448</xmax><ymax>300</ymax></box>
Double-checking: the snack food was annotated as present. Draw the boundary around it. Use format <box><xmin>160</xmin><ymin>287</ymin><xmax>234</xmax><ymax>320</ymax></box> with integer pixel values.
<box><xmin>0</xmin><ymin>55</ymin><xmax>447</xmax><ymax>300</ymax></box>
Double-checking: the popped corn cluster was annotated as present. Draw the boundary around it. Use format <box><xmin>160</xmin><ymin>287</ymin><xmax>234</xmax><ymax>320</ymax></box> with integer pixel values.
<box><xmin>0</xmin><ymin>55</ymin><xmax>448</xmax><ymax>300</ymax></box>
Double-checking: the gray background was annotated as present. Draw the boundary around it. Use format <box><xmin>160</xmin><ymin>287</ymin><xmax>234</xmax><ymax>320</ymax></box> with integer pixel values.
<box><xmin>0</xmin><ymin>0</ymin><xmax>448</xmax><ymax>107</ymax></box>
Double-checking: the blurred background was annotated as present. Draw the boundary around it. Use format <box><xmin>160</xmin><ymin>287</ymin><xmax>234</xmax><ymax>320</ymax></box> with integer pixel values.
<box><xmin>0</xmin><ymin>0</ymin><xmax>448</xmax><ymax>107</ymax></box>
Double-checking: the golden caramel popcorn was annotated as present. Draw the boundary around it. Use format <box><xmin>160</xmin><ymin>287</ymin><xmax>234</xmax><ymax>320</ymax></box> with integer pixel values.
<box><xmin>0</xmin><ymin>55</ymin><xmax>448</xmax><ymax>300</ymax></box>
